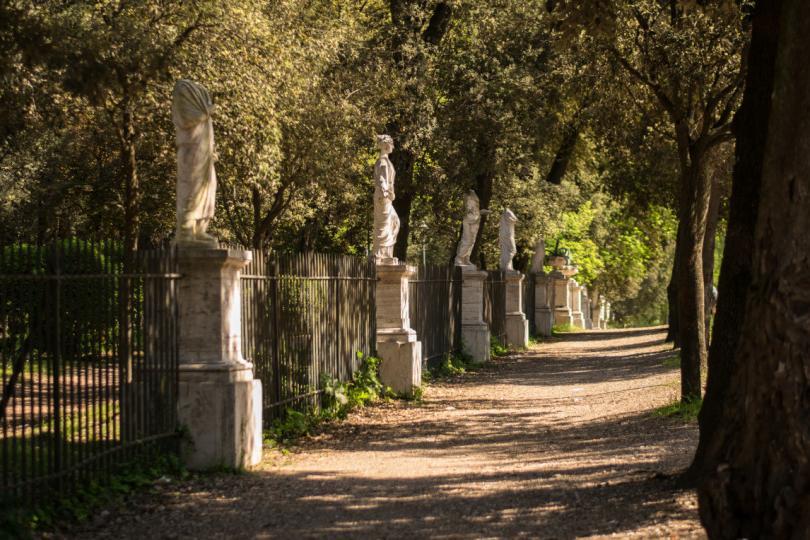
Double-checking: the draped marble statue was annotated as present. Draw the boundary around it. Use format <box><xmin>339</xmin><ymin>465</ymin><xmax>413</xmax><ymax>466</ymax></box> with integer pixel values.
<box><xmin>172</xmin><ymin>79</ymin><xmax>218</xmax><ymax>247</ymax></box>
<box><xmin>373</xmin><ymin>134</ymin><xmax>400</xmax><ymax>263</ymax></box>
<box><xmin>454</xmin><ymin>190</ymin><xmax>490</xmax><ymax>268</ymax></box>
<box><xmin>499</xmin><ymin>209</ymin><xmax>518</xmax><ymax>271</ymax></box>
<box><xmin>531</xmin><ymin>238</ymin><xmax>546</xmax><ymax>273</ymax></box>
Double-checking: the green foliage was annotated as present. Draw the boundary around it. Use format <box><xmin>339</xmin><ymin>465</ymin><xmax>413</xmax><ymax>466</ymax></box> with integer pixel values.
<box><xmin>1</xmin><ymin>452</ymin><xmax>186</xmax><ymax>537</ymax></box>
<box><xmin>654</xmin><ymin>397</ymin><xmax>702</xmax><ymax>422</ymax></box>
<box><xmin>552</xmin><ymin>323</ymin><xmax>582</xmax><ymax>334</ymax></box>
<box><xmin>265</xmin><ymin>352</ymin><xmax>387</xmax><ymax>446</ymax></box>
<box><xmin>427</xmin><ymin>350</ymin><xmax>479</xmax><ymax>380</ymax></box>
<box><xmin>490</xmin><ymin>336</ymin><xmax>509</xmax><ymax>357</ymax></box>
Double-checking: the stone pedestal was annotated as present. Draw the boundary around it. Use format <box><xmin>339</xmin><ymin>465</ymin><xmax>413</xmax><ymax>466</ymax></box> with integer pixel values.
<box><xmin>532</xmin><ymin>273</ymin><xmax>553</xmax><ymax>337</ymax></box>
<box><xmin>551</xmin><ymin>272</ymin><xmax>573</xmax><ymax>326</ymax></box>
<box><xmin>376</xmin><ymin>263</ymin><xmax>422</xmax><ymax>396</ymax></box>
<box><xmin>571</xmin><ymin>281</ymin><xmax>585</xmax><ymax>329</ymax></box>
<box><xmin>459</xmin><ymin>268</ymin><xmax>490</xmax><ymax>363</ymax></box>
<box><xmin>504</xmin><ymin>271</ymin><xmax>529</xmax><ymax>348</ymax></box>
<box><xmin>177</xmin><ymin>248</ymin><xmax>262</xmax><ymax>470</ymax></box>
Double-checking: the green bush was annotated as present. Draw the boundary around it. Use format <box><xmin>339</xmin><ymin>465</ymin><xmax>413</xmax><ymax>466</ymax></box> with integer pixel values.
<box><xmin>490</xmin><ymin>336</ymin><xmax>509</xmax><ymax>357</ymax></box>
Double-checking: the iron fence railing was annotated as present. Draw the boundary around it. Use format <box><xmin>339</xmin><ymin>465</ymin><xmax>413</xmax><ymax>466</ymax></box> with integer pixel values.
<box><xmin>408</xmin><ymin>264</ymin><xmax>462</xmax><ymax>368</ymax></box>
<box><xmin>0</xmin><ymin>240</ymin><xmax>179</xmax><ymax>505</ymax></box>
<box><xmin>484</xmin><ymin>270</ymin><xmax>507</xmax><ymax>345</ymax></box>
<box><xmin>241</xmin><ymin>251</ymin><xmax>376</xmax><ymax>422</ymax></box>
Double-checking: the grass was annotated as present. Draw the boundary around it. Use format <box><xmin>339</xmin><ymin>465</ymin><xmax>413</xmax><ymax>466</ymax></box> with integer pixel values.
<box><xmin>1</xmin><ymin>450</ymin><xmax>187</xmax><ymax>538</ymax></box>
<box><xmin>490</xmin><ymin>336</ymin><xmax>509</xmax><ymax>357</ymax></box>
<box><xmin>552</xmin><ymin>323</ymin><xmax>582</xmax><ymax>334</ymax></box>
<box><xmin>654</xmin><ymin>397</ymin><xmax>702</xmax><ymax>422</ymax></box>
<box><xmin>662</xmin><ymin>352</ymin><xmax>681</xmax><ymax>368</ymax></box>
<box><xmin>425</xmin><ymin>351</ymin><xmax>480</xmax><ymax>381</ymax></box>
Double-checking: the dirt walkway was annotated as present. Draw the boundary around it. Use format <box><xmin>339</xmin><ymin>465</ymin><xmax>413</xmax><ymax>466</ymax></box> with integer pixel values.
<box><xmin>74</xmin><ymin>327</ymin><xmax>703</xmax><ymax>539</ymax></box>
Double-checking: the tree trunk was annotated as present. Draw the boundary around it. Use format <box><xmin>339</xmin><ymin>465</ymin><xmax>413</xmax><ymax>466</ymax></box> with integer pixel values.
<box><xmin>676</xmin><ymin>156</ymin><xmax>711</xmax><ymax>402</ymax></box>
<box><xmin>665</xmin><ymin>221</ymin><xmax>683</xmax><ymax>344</ymax></box>
<box><xmin>699</xmin><ymin>1</ymin><xmax>810</xmax><ymax>534</ymax></box>
<box><xmin>390</xmin><ymin>143</ymin><xmax>415</xmax><ymax>261</ymax></box>
<box><xmin>687</xmin><ymin>0</ymin><xmax>781</xmax><ymax>483</ymax></box>
<box><xmin>470</xmin><ymin>135</ymin><xmax>496</xmax><ymax>266</ymax></box>
<box><xmin>702</xmin><ymin>175</ymin><xmax>722</xmax><ymax>346</ymax></box>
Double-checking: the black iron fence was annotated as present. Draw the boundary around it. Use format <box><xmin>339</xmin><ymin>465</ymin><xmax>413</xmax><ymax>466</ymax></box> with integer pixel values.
<box><xmin>408</xmin><ymin>264</ymin><xmax>462</xmax><ymax>368</ymax></box>
<box><xmin>241</xmin><ymin>251</ymin><xmax>376</xmax><ymax>422</ymax></box>
<box><xmin>0</xmin><ymin>240</ymin><xmax>179</xmax><ymax>505</ymax></box>
<box><xmin>522</xmin><ymin>272</ymin><xmax>536</xmax><ymax>336</ymax></box>
<box><xmin>484</xmin><ymin>270</ymin><xmax>507</xmax><ymax>345</ymax></box>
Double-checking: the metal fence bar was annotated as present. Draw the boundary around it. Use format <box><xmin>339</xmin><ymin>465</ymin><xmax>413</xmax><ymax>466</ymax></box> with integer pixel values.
<box><xmin>0</xmin><ymin>239</ymin><xmax>180</xmax><ymax>505</ymax></box>
<box><xmin>408</xmin><ymin>264</ymin><xmax>462</xmax><ymax>368</ymax></box>
<box><xmin>484</xmin><ymin>270</ymin><xmax>507</xmax><ymax>345</ymax></box>
<box><xmin>241</xmin><ymin>250</ymin><xmax>376</xmax><ymax>424</ymax></box>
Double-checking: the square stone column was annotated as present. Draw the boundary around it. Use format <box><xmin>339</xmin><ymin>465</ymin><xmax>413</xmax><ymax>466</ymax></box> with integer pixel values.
<box><xmin>376</xmin><ymin>263</ymin><xmax>422</xmax><ymax>396</ymax></box>
<box><xmin>532</xmin><ymin>273</ymin><xmax>553</xmax><ymax>337</ymax></box>
<box><xmin>177</xmin><ymin>247</ymin><xmax>262</xmax><ymax>470</ymax></box>
<box><xmin>604</xmin><ymin>301</ymin><xmax>611</xmax><ymax>329</ymax></box>
<box><xmin>582</xmin><ymin>289</ymin><xmax>593</xmax><ymax>329</ymax></box>
<box><xmin>504</xmin><ymin>271</ymin><xmax>529</xmax><ymax>348</ymax></box>
<box><xmin>570</xmin><ymin>280</ymin><xmax>585</xmax><ymax>329</ymax></box>
<box><xmin>551</xmin><ymin>271</ymin><xmax>573</xmax><ymax>326</ymax></box>
<box><xmin>459</xmin><ymin>268</ymin><xmax>490</xmax><ymax>363</ymax></box>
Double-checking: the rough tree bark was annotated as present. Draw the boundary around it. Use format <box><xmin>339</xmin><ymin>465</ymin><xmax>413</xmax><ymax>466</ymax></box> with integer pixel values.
<box><xmin>687</xmin><ymin>0</ymin><xmax>782</xmax><ymax>483</ymax></box>
<box><xmin>665</xmin><ymin>221</ymin><xmax>684</xmax><ymax>344</ymax></box>
<box><xmin>675</xmin><ymin>151</ymin><xmax>711</xmax><ymax>401</ymax></box>
<box><xmin>699</xmin><ymin>1</ymin><xmax>810</xmax><ymax>535</ymax></box>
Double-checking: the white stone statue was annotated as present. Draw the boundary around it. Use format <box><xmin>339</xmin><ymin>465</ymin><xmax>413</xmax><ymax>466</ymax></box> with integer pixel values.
<box><xmin>531</xmin><ymin>238</ymin><xmax>546</xmax><ymax>273</ymax></box>
<box><xmin>372</xmin><ymin>135</ymin><xmax>400</xmax><ymax>264</ymax></box>
<box><xmin>454</xmin><ymin>190</ymin><xmax>490</xmax><ymax>268</ymax></box>
<box><xmin>172</xmin><ymin>79</ymin><xmax>218</xmax><ymax>247</ymax></box>
<box><xmin>499</xmin><ymin>208</ymin><xmax>518</xmax><ymax>271</ymax></box>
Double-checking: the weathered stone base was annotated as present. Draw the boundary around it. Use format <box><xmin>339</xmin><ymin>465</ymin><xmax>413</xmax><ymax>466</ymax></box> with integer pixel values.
<box><xmin>377</xmin><ymin>337</ymin><xmax>422</xmax><ymax>397</ymax></box>
<box><xmin>461</xmin><ymin>323</ymin><xmax>490</xmax><ymax>364</ymax></box>
<box><xmin>177</xmin><ymin>364</ymin><xmax>262</xmax><ymax>470</ymax></box>
<box><xmin>534</xmin><ymin>307</ymin><xmax>553</xmax><ymax>337</ymax></box>
<box><xmin>554</xmin><ymin>308</ymin><xmax>573</xmax><ymax>326</ymax></box>
<box><xmin>572</xmin><ymin>312</ymin><xmax>585</xmax><ymax>329</ymax></box>
<box><xmin>506</xmin><ymin>313</ymin><xmax>529</xmax><ymax>349</ymax></box>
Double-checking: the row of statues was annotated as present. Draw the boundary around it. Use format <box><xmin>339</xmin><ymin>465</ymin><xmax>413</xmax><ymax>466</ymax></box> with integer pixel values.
<box><xmin>171</xmin><ymin>79</ymin><xmax>544</xmax><ymax>270</ymax></box>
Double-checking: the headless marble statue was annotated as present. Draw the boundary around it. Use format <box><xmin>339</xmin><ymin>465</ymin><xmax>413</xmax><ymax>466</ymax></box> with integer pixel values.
<box><xmin>173</xmin><ymin>79</ymin><xmax>218</xmax><ymax>247</ymax></box>
<box><xmin>531</xmin><ymin>238</ymin><xmax>546</xmax><ymax>273</ymax></box>
<box><xmin>499</xmin><ymin>209</ymin><xmax>518</xmax><ymax>271</ymax></box>
<box><xmin>454</xmin><ymin>190</ymin><xmax>490</xmax><ymax>268</ymax></box>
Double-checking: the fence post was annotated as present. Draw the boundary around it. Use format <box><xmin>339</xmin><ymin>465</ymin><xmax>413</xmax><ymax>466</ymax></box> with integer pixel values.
<box><xmin>375</xmin><ymin>263</ymin><xmax>422</xmax><ymax>396</ymax></box>
<box><xmin>176</xmin><ymin>247</ymin><xmax>262</xmax><ymax>469</ymax></box>
<box><xmin>504</xmin><ymin>271</ymin><xmax>529</xmax><ymax>348</ymax></box>
<box><xmin>459</xmin><ymin>268</ymin><xmax>490</xmax><ymax>363</ymax></box>
<box><xmin>533</xmin><ymin>271</ymin><xmax>554</xmax><ymax>337</ymax></box>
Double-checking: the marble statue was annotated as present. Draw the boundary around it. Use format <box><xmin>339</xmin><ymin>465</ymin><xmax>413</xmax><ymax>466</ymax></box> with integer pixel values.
<box><xmin>531</xmin><ymin>238</ymin><xmax>546</xmax><ymax>273</ymax></box>
<box><xmin>172</xmin><ymin>79</ymin><xmax>218</xmax><ymax>246</ymax></box>
<box><xmin>499</xmin><ymin>208</ymin><xmax>518</xmax><ymax>271</ymax></box>
<box><xmin>372</xmin><ymin>134</ymin><xmax>400</xmax><ymax>263</ymax></box>
<box><xmin>454</xmin><ymin>190</ymin><xmax>490</xmax><ymax>267</ymax></box>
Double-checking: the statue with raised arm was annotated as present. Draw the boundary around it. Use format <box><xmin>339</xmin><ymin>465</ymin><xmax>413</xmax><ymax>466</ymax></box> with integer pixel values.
<box><xmin>499</xmin><ymin>208</ymin><xmax>518</xmax><ymax>271</ymax></box>
<box><xmin>372</xmin><ymin>134</ymin><xmax>400</xmax><ymax>263</ymax></box>
<box><xmin>454</xmin><ymin>190</ymin><xmax>490</xmax><ymax>268</ymax></box>
<box><xmin>172</xmin><ymin>79</ymin><xmax>218</xmax><ymax>247</ymax></box>
<box><xmin>531</xmin><ymin>238</ymin><xmax>546</xmax><ymax>273</ymax></box>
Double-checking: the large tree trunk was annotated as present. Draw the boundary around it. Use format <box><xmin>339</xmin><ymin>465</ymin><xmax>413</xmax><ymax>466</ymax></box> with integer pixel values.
<box><xmin>676</xmin><ymin>155</ymin><xmax>711</xmax><ymax>402</ymax></box>
<box><xmin>470</xmin><ymin>135</ymin><xmax>496</xmax><ymax>267</ymax></box>
<box><xmin>687</xmin><ymin>0</ymin><xmax>782</xmax><ymax>483</ymax></box>
<box><xmin>699</xmin><ymin>1</ymin><xmax>810</xmax><ymax>534</ymax></box>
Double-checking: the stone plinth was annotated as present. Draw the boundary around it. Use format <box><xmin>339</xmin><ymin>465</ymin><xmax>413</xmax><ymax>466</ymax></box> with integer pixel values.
<box><xmin>533</xmin><ymin>273</ymin><xmax>553</xmax><ymax>337</ymax></box>
<box><xmin>376</xmin><ymin>263</ymin><xmax>422</xmax><ymax>396</ymax></box>
<box><xmin>504</xmin><ymin>271</ymin><xmax>529</xmax><ymax>348</ymax></box>
<box><xmin>551</xmin><ymin>272</ymin><xmax>573</xmax><ymax>326</ymax></box>
<box><xmin>570</xmin><ymin>281</ymin><xmax>585</xmax><ymax>329</ymax></box>
<box><xmin>460</xmin><ymin>268</ymin><xmax>490</xmax><ymax>363</ymax></box>
<box><xmin>177</xmin><ymin>247</ymin><xmax>262</xmax><ymax>470</ymax></box>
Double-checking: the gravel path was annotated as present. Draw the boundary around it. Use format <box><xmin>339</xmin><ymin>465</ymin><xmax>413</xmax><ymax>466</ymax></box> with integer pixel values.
<box><xmin>72</xmin><ymin>327</ymin><xmax>703</xmax><ymax>539</ymax></box>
